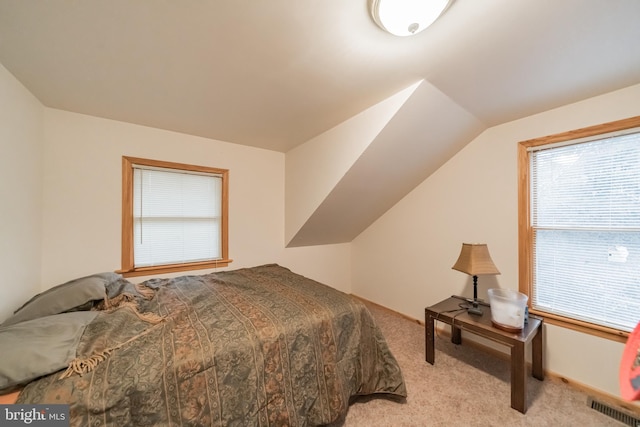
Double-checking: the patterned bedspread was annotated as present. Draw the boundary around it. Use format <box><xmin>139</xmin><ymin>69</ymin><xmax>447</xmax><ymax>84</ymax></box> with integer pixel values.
<box><xmin>18</xmin><ymin>264</ymin><xmax>406</xmax><ymax>426</ymax></box>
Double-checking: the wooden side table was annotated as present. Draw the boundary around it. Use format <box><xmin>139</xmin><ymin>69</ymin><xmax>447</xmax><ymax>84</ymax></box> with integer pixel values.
<box><xmin>425</xmin><ymin>297</ymin><xmax>544</xmax><ymax>413</ymax></box>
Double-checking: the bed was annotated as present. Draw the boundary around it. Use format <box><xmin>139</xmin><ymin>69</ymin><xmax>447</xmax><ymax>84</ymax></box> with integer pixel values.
<box><xmin>0</xmin><ymin>264</ymin><xmax>406</xmax><ymax>426</ymax></box>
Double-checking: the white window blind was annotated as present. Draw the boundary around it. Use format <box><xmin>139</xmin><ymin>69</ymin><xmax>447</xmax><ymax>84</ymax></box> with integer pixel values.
<box><xmin>133</xmin><ymin>165</ymin><xmax>222</xmax><ymax>268</ymax></box>
<box><xmin>530</xmin><ymin>130</ymin><xmax>640</xmax><ymax>332</ymax></box>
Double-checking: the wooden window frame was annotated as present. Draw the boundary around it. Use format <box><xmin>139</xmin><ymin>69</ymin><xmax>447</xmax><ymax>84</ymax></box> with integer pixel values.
<box><xmin>118</xmin><ymin>156</ymin><xmax>231</xmax><ymax>278</ymax></box>
<box><xmin>518</xmin><ymin>115</ymin><xmax>640</xmax><ymax>343</ymax></box>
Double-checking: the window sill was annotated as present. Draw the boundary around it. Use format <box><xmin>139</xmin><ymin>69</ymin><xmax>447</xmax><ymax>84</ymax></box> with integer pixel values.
<box><xmin>530</xmin><ymin>309</ymin><xmax>629</xmax><ymax>344</ymax></box>
<box><xmin>117</xmin><ymin>259</ymin><xmax>233</xmax><ymax>278</ymax></box>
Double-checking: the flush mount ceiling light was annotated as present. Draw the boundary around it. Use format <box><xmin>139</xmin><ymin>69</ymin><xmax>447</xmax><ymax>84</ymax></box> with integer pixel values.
<box><xmin>370</xmin><ymin>0</ymin><xmax>452</xmax><ymax>37</ymax></box>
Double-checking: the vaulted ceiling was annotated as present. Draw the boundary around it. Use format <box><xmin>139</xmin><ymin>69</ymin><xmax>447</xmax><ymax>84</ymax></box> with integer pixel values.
<box><xmin>2</xmin><ymin>1</ymin><xmax>640</xmax><ymax>246</ymax></box>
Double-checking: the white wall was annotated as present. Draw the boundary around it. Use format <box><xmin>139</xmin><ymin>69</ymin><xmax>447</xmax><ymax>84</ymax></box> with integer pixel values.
<box><xmin>352</xmin><ymin>83</ymin><xmax>640</xmax><ymax>399</ymax></box>
<box><xmin>0</xmin><ymin>64</ymin><xmax>44</xmax><ymax>321</ymax></box>
<box><xmin>38</xmin><ymin>109</ymin><xmax>351</xmax><ymax>295</ymax></box>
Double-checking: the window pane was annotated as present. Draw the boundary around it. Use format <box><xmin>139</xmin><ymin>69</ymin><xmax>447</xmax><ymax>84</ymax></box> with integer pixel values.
<box><xmin>134</xmin><ymin>218</ymin><xmax>220</xmax><ymax>267</ymax></box>
<box><xmin>532</xmin><ymin>133</ymin><xmax>640</xmax><ymax>229</ymax></box>
<box><xmin>133</xmin><ymin>167</ymin><xmax>222</xmax><ymax>267</ymax></box>
<box><xmin>134</xmin><ymin>169</ymin><xmax>221</xmax><ymax>218</ymax></box>
<box><xmin>533</xmin><ymin>229</ymin><xmax>640</xmax><ymax>331</ymax></box>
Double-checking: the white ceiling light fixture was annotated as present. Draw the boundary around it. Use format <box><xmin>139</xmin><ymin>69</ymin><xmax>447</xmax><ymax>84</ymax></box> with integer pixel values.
<box><xmin>370</xmin><ymin>0</ymin><xmax>452</xmax><ymax>37</ymax></box>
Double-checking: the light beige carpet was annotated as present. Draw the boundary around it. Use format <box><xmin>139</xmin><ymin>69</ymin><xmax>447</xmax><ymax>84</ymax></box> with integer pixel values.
<box><xmin>329</xmin><ymin>301</ymin><xmax>628</xmax><ymax>427</ymax></box>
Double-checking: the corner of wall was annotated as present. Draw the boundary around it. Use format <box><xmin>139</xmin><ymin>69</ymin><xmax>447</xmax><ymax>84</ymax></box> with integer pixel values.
<box><xmin>0</xmin><ymin>62</ymin><xmax>45</xmax><ymax>321</ymax></box>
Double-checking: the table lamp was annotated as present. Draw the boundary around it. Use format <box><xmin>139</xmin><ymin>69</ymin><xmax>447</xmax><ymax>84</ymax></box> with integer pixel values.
<box><xmin>452</xmin><ymin>243</ymin><xmax>500</xmax><ymax>315</ymax></box>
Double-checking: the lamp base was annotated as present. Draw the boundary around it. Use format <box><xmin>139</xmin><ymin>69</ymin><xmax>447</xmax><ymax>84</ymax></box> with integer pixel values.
<box><xmin>467</xmin><ymin>303</ymin><xmax>483</xmax><ymax>316</ymax></box>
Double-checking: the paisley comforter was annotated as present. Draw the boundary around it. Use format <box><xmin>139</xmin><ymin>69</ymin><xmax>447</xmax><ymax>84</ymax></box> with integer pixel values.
<box><xmin>18</xmin><ymin>264</ymin><xmax>406</xmax><ymax>426</ymax></box>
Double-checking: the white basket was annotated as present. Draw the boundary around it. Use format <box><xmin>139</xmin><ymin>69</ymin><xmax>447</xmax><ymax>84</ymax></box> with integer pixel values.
<box><xmin>488</xmin><ymin>288</ymin><xmax>528</xmax><ymax>330</ymax></box>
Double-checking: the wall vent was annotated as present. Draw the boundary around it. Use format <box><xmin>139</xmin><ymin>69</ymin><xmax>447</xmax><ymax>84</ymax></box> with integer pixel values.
<box><xmin>588</xmin><ymin>397</ymin><xmax>640</xmax><ymax>426</ymax></box>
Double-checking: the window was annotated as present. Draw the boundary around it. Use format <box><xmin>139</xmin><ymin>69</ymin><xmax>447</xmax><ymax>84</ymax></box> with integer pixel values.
<box><xmin>119</xmin><ymin>157</ymin><xmax>231</xmax><ymax>277</ymax></box>
<box><xmin>518</xmin><ymin>116</ymin><xmax>640</xmax><ymax>342</ymax></box>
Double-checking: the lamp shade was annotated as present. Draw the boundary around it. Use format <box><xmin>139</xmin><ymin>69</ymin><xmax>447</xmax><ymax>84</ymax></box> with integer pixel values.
<box><xmin>370</xmin><ymin>0</ymin><xmax>452</xmax><ymax>37</ymax></box>
<box><xmin>452</xmin><ymin>243</ymin><xmax>501</xmax><ymax>276</ymax></box>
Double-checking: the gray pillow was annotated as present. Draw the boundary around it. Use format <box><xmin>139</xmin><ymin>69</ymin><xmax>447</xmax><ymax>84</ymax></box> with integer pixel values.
<box><xmin>0</xmin><ymin>311</ymin><xmax>99</xmax><ymax>393</ymax></box>
<box><xmin>2</xmin><ymin>272</ymin><xmax>119</xmax><ymax>327</ymax></box>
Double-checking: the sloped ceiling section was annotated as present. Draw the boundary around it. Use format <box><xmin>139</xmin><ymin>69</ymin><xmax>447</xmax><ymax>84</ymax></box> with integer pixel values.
<box><xmin>285</xmin><ymin>82</ymin><xmax>420</xmax><ymax>245</ymax></box>
<box><xmin>286</xmin><ymin>80</ymin><xmax>486</xmax><ymax>247</ymax></box>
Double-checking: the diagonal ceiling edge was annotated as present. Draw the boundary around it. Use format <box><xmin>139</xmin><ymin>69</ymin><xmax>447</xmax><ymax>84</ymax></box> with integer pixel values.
<box><xmin>286</xmin><ymin>80</ymin><xmax>486</xmax><ymax>247</ymax></box>
<box><xmin>285</xmin><ymin>82</ymin><xmax>421</xmax><ymax>245</ymax></box>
